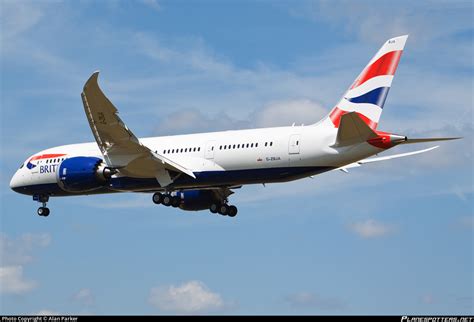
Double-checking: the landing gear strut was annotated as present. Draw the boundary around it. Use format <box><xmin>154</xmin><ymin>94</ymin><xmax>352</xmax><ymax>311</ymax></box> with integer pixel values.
<box><xmin>33</xmin><ymin>195</ymin><xmax>50</xmax><ymax>217</ymax></box>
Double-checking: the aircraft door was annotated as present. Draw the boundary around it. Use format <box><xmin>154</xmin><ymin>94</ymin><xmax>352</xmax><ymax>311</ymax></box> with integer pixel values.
<box><xmin>288</xmin><ymin>134</ymin><xmax>301</xmax><ymax>154</ymax></box>
<box><xmin>205</xmin><ymin>141</ymin><xmax>216</xmax><ymax>159</ymax></box>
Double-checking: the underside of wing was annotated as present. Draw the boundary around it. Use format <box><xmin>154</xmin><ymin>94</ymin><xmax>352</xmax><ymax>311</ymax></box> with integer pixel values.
<box><xmin>81</xmin><ymin>71</ymin><xmax>195</xmax><ymax>184</ymax></box>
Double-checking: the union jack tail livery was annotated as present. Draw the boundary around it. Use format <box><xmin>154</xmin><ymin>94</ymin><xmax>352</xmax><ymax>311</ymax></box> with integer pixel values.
<box><xmin>328</xmin><ymin>35</ymin><xmax>408</xmax><ymax>129</ymax></box>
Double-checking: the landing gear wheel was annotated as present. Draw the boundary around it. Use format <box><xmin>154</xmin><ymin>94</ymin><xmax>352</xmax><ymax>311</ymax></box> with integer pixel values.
<box><xmin>162</xmin><ymin>195</ymin><xmax>172</xmax><ymax>207</ymax></box>
<box><xmin>171</xmin><ymin>196</ymin><xmax>181</xmax><ymax>208</ymax></box>
<box><xmin>152</xmin><ymin>192</ymin><xmax>163</xmax><ymax>204</ymax></box>
<box><xmin>228</xmin><ymin>205</ymin><xmax>238</xmax><ymax>217</ymax></box>
<box><xmin>218</xmin><ymin>204</ymin><xmax>229</xmax><ymax>216</ymax></box>
<box><xmin>37</xmin><ymin>207</ymin><xmax>50</xmax><ymax>217</ymax></box>
<box><xmin>209</xmin><ymin>203</ymin><xmax>219</xmax><ymax>214</ymax></box>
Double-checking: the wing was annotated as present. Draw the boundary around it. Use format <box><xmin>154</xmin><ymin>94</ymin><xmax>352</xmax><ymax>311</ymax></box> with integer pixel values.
<box><xmin>337</xmin><ymin>146</ymin><xmax>439</xmax><ymax>172</ymax></box>
<box><xmin>81</xmin><ymin>71</ymin><xmax>195</xmax><ymax>185</ymax></box>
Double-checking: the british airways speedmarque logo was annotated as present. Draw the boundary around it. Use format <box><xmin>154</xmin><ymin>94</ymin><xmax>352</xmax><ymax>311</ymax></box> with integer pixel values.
<box><xmin>26</xmin><ymin>160</ymin><xmax>37</xmax><ymax>169</ymax></box>
<box><xmin>26</xmin><ymin>154</ymin><xmax>66</xmax><ymax>172</ymax></box>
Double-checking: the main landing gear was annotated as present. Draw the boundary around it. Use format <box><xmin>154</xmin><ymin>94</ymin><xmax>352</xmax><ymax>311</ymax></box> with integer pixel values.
<box><xmin>152</xmin><ymin>192</ymin><xmax>181</xmax><ymax>208</ymax></box>
<box><xmin>209</xmin><ymin>203</ymin><xmax>238</xmax><ymax>217</ymax></box>
<box><xmin>33</xmin><ymin>195</ymin><xmax>50</xmax><ymax>217</ymax></box>
<box><xmin>152</xmin><ymin>192</ymin><xmax>238</xmax><ymax>217</ymax></box>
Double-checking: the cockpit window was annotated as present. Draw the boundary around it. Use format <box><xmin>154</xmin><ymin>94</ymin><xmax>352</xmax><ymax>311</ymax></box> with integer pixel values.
<box><xmin>19</xmin><ymin>163</ymin><xmax>24</xmax><ymax>169</ymax></box>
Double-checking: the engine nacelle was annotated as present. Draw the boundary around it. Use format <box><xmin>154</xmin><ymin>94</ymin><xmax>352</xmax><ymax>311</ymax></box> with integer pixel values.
<box><xmin>57</xmin><ymin>157</ymin><xmax>113</xmax><ymax>193</ymax></box>
<box><xmin>176</xmin><ymin>190</ymin><xmax>219</xmax><ymax>211</ymax></box>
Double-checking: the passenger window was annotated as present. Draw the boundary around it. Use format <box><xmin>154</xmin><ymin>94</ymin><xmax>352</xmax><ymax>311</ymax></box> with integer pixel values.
<box><xmin>198</xmin><ymin>147</ymin><xmax>201</xmax><ymax>151</ymax></box>
<box><xmin>251</xmin><ymin>143</ymin><xmax>254</xmax><ymax>148</ymax></box>
<box><xmin>233</xmin><ymin>144</ymin><xmax>236</xmax><ymax>149</ymax></box>
<box><xmin>224</xmin><ymin>145</ymin><xmax>227</xmax><ymax>150</ymax></box>
<box><xmin>180</xmin><ymin>149</ymin><xmax>183</xmax><ymax>153</ymax></box>
<box><xmin>296</xmin><ymin>141</ymin><xmax>299</xmax><ymax>145</ymax></box>
<box><xmin>270</xmin><ymin>142</ymin><xmax>273</xmax><ymax>146</ymax></box>
<box><xmin>265</xmin><ymin>142</ymin><xmax>267</xmax><ymax>147</ymax></box>
<box><xmin>256</xmin><ymin>143</ymin><xmax>258</xmax><ymax>147</ymax></box>
<box><xmin>237</xmin><ymin>144</ymin><xmax>240</xmax><ymax>148</ymax></box>
<box><xmin>246</xmin><ymin>143</ymin><xmax>249</xmax><ymax>148</ymax></box>
<box><xmin>163</xmin><ymin>150</ymin><xmax>166</xmax><ymax>154</ymax></box>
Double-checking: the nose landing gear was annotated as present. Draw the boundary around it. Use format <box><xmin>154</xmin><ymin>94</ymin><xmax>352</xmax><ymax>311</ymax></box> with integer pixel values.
<box><xmin>33</xmin><ymin>195</ymin><xmax>50</xmax><ymax>217</ymax></box>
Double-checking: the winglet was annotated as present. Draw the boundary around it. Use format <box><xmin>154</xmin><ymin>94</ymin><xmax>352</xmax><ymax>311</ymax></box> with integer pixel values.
<box><xmin>84</xmin><ymin>71</ymin><xmax>100</xmax><ymax>90</ymax></box>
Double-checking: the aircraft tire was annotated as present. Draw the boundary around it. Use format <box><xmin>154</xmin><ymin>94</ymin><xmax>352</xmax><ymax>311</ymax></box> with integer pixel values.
<box><xmin>162</xmin><ymin>195</ymin><xmax>172</xmax><ymax>207</ymax></box>
<box><xmin>228</xmin><ymin>205</ymin><xmax>237</xmax><ymax>217</ymax></box>
<box><xmin>171</xmin><ymin>196</ymin><xmax>181</xmax><ymax>208</ymax></box>
<box><xmin>37</xmin><ymin>207</ymin><xmax>50</xmax><ymax>217</ymax></box>
<box><xmin>152</xmin><ymin>192</ymin><xmax>163</xmax><ymax>204</ymax></box>
<box><xmin>218</xmin><ymin>204</ymin><xmax>228</xmax><ymax>216</ymax></box>
<box><xmin>209</xmin><ymin>203</ymin><xmax>219</xmax><ymax>213</ymax></box>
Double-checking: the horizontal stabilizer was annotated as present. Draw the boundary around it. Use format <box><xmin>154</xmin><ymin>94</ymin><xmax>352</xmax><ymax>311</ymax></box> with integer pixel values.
<box><xmin>338</xmin><ymin>146</ymin><xmax>439</xmax><ymax>172</ymax></box>
<box><xmin>401</xmin><ymin>137</ymin><xmax>461</xmax><ymax>144</ymax></box>
<box><xmin>334</xmin><ymin>112</ymin><xmax>378</xmax><ymax>147</ymax></box>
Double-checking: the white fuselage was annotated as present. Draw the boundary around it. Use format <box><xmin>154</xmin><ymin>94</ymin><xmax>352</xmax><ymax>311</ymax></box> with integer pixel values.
<box><xmin>10</xmin><ymin>120</ymin><xmax>384</xmax><ymax>197</ymax></box>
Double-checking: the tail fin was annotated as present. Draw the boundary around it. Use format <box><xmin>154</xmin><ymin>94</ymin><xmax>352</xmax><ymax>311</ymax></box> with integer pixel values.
<box><xmin>327</xmin><ymin>35</ymin><xmax>408</xmax><ymax>129</ymax></box>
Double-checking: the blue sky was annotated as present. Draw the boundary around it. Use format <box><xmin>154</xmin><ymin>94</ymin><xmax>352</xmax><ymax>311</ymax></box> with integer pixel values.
<box><xmin>1</xmin><ymin>0</ymin><xmax>472</xmax><ymax>315</ymax></box>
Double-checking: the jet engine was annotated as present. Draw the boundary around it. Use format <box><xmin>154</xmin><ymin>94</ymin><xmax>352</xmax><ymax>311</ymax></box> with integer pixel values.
<box><xmin>57</xmin><ymin>157</ymin><xmax>114</xmax><ymax>193</ymax></box>
<box><xmin>177</xmin><ymin>190</ymin><xmax>220</xmax><ymax>211</ymax></box>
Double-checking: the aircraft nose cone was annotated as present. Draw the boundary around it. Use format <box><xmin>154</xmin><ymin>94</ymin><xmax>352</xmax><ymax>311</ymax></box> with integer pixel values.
<box><xmin>10</xmin><ymin>171</ymin><xmax>22</xmax><ymax>192</ymax></box>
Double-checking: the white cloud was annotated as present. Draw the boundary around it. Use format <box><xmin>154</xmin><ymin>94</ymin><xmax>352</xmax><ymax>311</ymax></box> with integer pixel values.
<box><xmin>254</xmin><ymin>99</ymin><xmax>327</xmax><ymax>127</ymax></box>
<box><xmin>152</xmin><ymin>108</ymin><xmax>250</xmax><ymax>136</ymax></box>
<box><xmin>0</xmin><ymin>233</ymin><xmax>51</xmax><ymax>295</ymax></box>
<box><xmin>151</xmin><ymin>98</ymin><xmax>326</xmax><ymax>136</ymax></box>
<box><xmin>292</xmin><ymin>1</ymin><xmax>473</xmax><ymax>46</ymax></box>
<box><xmin>148</xmin><ymin>280</ymin><xmax>226</xmax><ymax>314</ymax></box>
<box><xmin>139</xmin><ymin>0</ymin><xmax>161</xmax><ymax>12</ymax></box>
<box><xmin>72</xmin><ymin>288</ymin><xmax>95</xmax><ymax>306</ymax></box>
<box><xmin>285</xmin><ymin>291</ymin><xmax>346</xmax><ymax>311</ymax></box>
<box><xmin>0</xmin><ymin>233</ymin><xmax>51</xmax><ymax>265</ymax></box>
<box><xmin>0</xmin><ymin>1</ymin><xmax>45</xmax><ymax>40</ymax></box>
<box><xmin>0</xmin><ymin>265</ymin><xmax>37</xmax><ymax>294</ymax></box>
<box><xmin>348</xmin><ymin>219</ymin><xmax>394</xmax><ymax>238</ymax></box>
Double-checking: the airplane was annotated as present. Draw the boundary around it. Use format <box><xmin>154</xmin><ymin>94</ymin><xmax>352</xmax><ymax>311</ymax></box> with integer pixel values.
<box><xmin>9</xmin><ymin>35</ymin><xmax>459</xmax><ymax>218</ymax></box>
